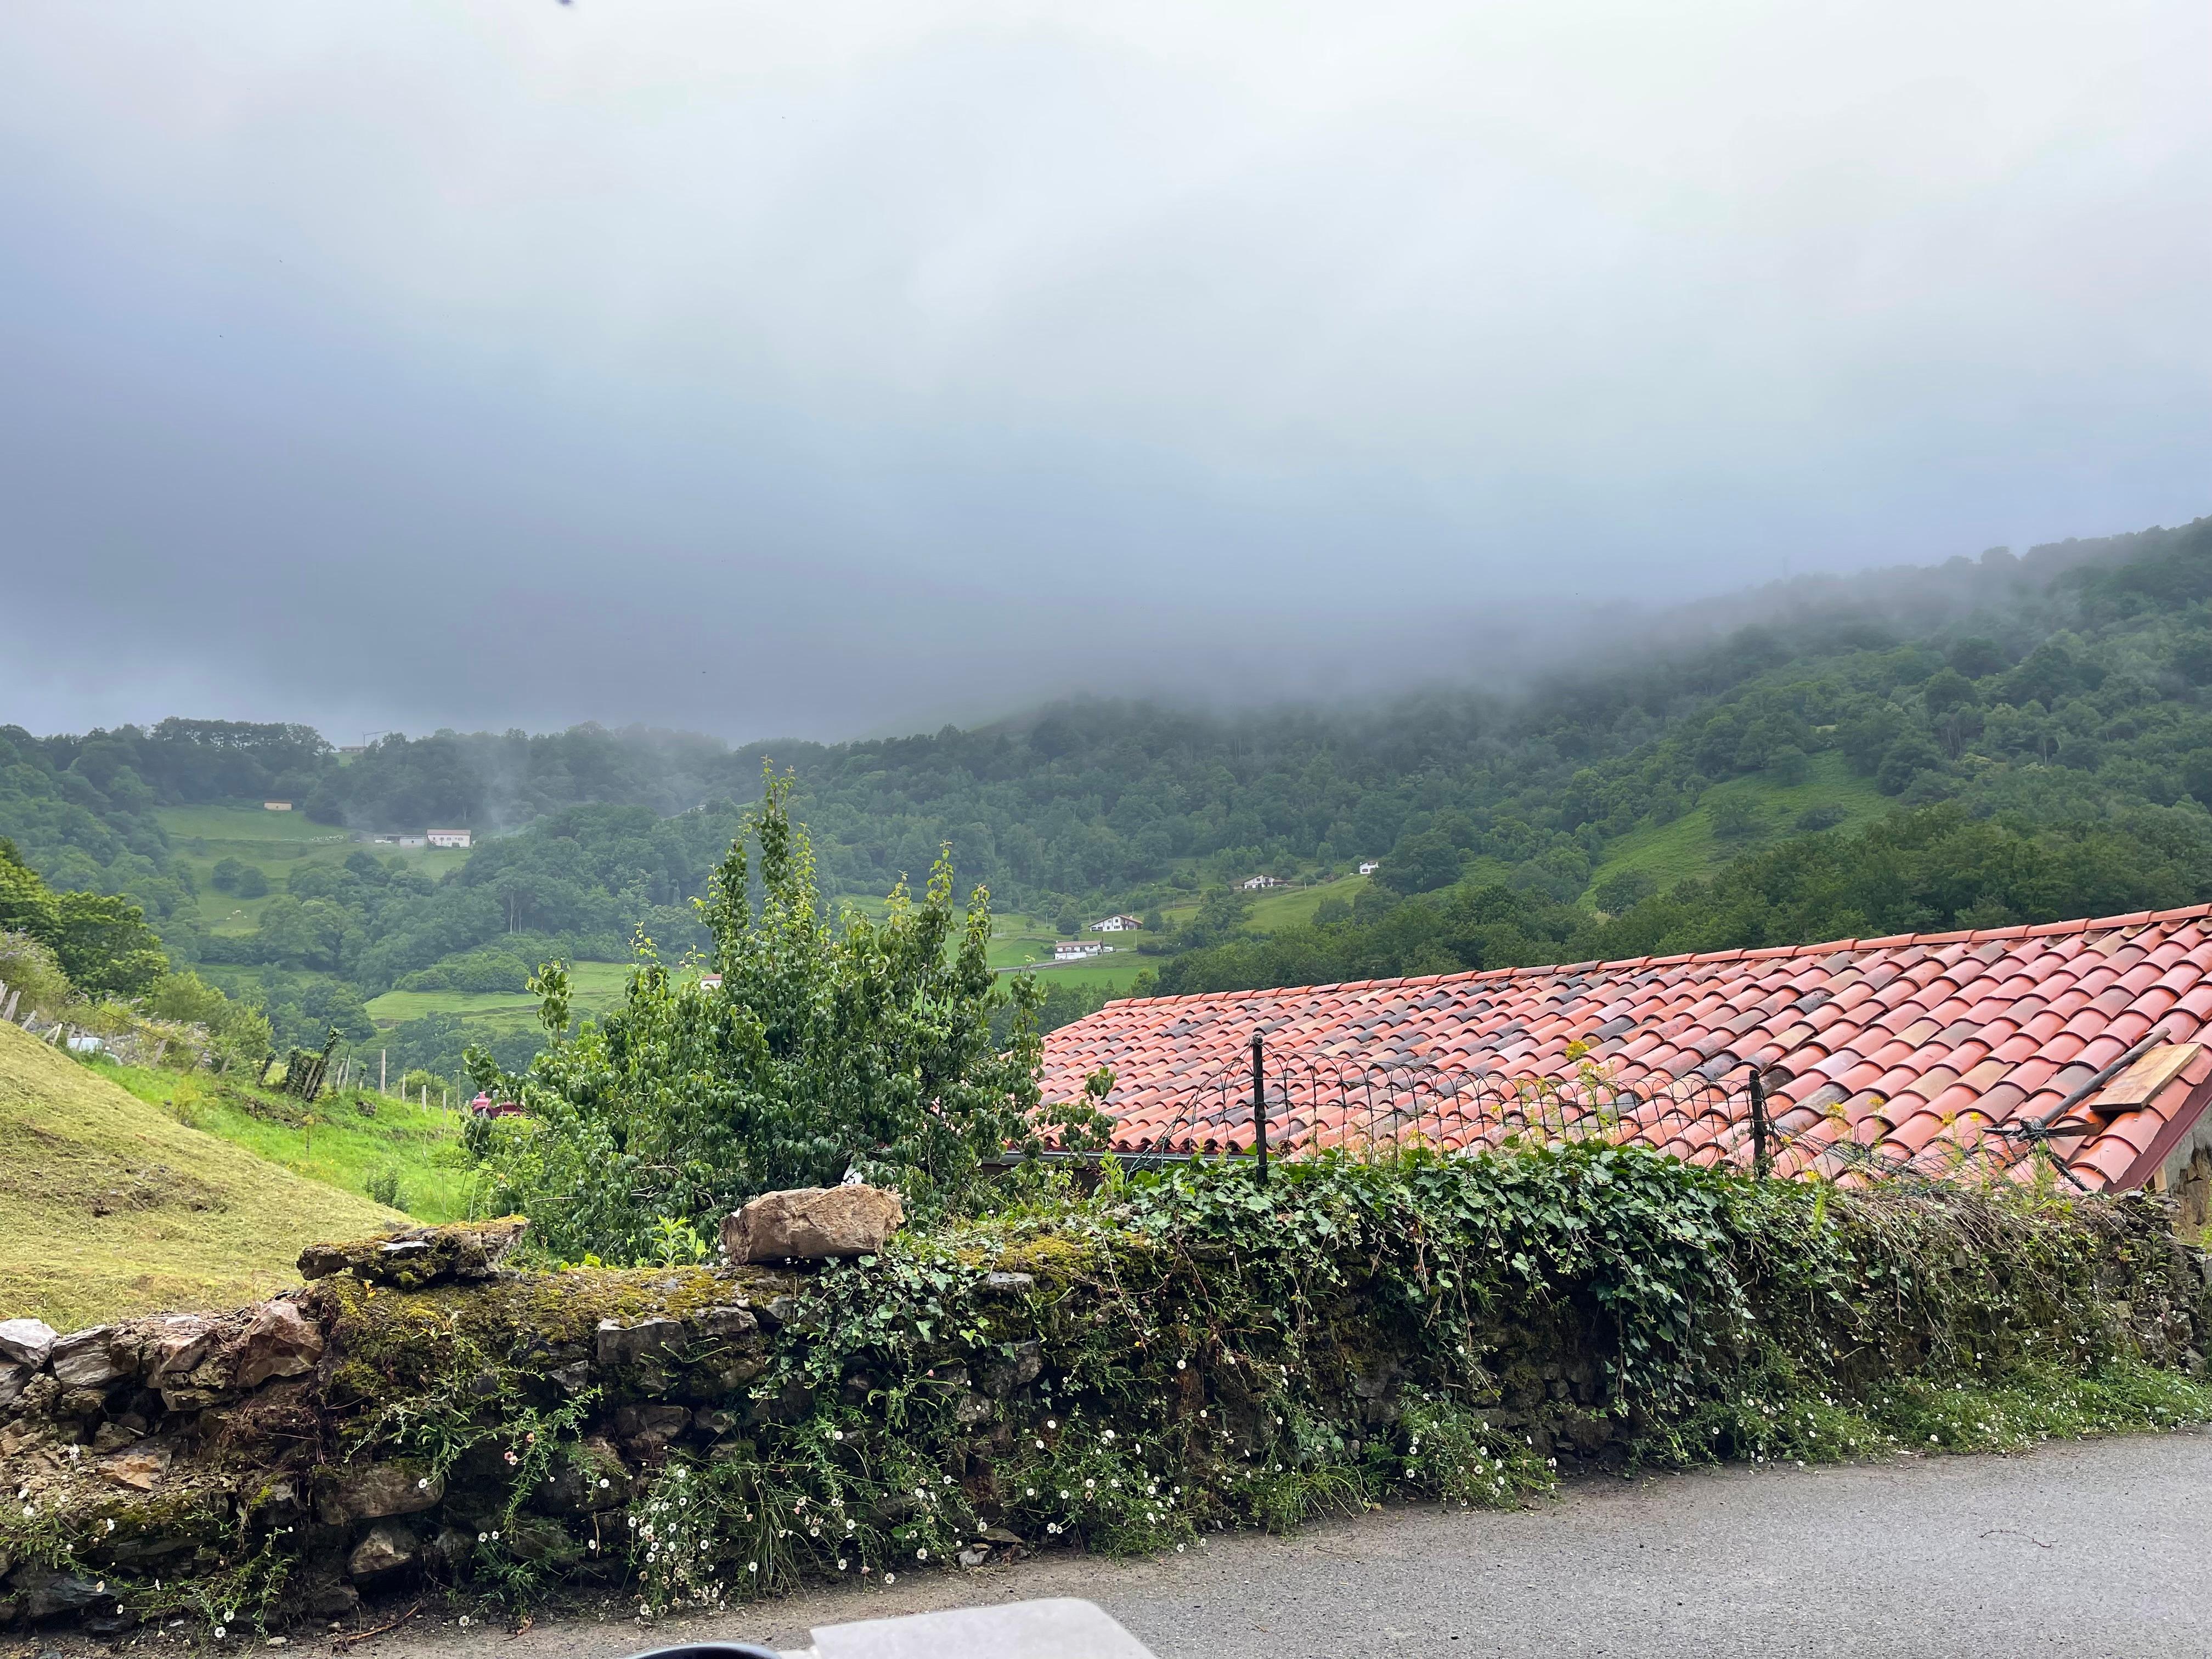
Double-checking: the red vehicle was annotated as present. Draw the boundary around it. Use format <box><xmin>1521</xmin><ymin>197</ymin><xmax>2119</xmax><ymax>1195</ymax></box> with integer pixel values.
<box><xmin>467</xmin><ymin>1092</ymin><xmax>523</xmax><ymax>1118</ymax></box>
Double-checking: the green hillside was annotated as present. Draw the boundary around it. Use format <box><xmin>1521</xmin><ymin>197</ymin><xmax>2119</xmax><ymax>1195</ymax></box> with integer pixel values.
<box><xmin>1582</xmin><ymin>752</ymin><xmax>1891</xmax><ymax>902</ymax></box>
<box><xmin>156</xmin><ymin>803</ymin><xmax>469</xmax><ymax>939</ymax></box>
<box><xmin>0</xmin><ymin>1022</ymin><xmax>401</xmax><ymax>1329</ymax></box>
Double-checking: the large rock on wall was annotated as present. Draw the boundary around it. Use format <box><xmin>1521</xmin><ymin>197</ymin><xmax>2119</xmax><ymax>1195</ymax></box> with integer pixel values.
<box><xmin>721</xmin><ymin>1184</ymin><xmax>904</xmax><ymax>1262</ymax></box>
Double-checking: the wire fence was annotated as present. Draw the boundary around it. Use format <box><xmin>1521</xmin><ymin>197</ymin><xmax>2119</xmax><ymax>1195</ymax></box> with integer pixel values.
<box><xmin>1074</xmin><ymin>1032</ymin><xmax>2138</xmax><ymax>1189</ymax></box>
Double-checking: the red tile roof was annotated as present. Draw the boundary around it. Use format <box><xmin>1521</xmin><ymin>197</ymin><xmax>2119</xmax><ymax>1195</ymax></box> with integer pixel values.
<box><xmin>1036</xmin><ymin>904</ymin><xmax>2212</xmax><ymax>1189</ymax></box>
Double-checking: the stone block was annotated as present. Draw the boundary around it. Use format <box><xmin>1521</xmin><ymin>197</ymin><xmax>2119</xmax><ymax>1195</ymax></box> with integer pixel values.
<box><xmin>50</xmin><ymin>1327</ymin><xmax>128</xmax><ymax>1390</ymax></box>
<box><xmin>978</xmin><ymin>1339</ymin><xmax>1043</xmax><ymax>1397</ymax></box>
<box><xmin>233</xmin><ymin>1301</ymin><xmax>324</xmax><ymax>1389</ymax></box>
<box><xmin>613</xmin><ymin>1402</ymin><xmax>690</xmax><ymax>1453</ymax></box>
<box><xmin>346</xmin><ymin>1521</ymin><xmax>420</xmax><ymax>1580</ymax></box>
<box><xmin>319</xmin><ymin>1461</ymin><xmax>445</xmax><ymax>1525</ymax></box>
<box><xmin>98</xmin><ymin>1447</ymin><xmax>171</xmax><ymax>1492</ymax></box>
<box><xmin>596</xmin><ymin>1317</ymin><xmax>682</xmax><ymax>1367</ymax></box>
<box><xmin>720</xmin><ymin>1185</ymin><xmax>904</xmax><ymax>1263</ymax></box>
<box><xmin>0</xmin><ymin>1318</ymin><xmax>55</xmax><ymax>1369</ymax></box>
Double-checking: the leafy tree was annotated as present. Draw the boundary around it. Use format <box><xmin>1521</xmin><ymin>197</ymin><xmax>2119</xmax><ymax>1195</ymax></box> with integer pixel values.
<box><xmin>470</xmin><ymin>774</ymin><xmax>1071</xmax><ymax>1264</ymax></box>
<box><xmin>210</xmin><ymin>857</ymin><xmax>270</xmax><ymax>899</ymax></box>
<box><xmin>49</xmin><ymin>890</ymin><xmax>168</xmax><ymax>998</ymax></box>
<box><xmin>1590</xmin><ymin>868</ymin><xmax>1656</xmax><ymax>914</ymax></box>
<box><xmin>1707</xmin><ymin>795</ymin><xmax>1765</xmax><ymax>841</ymax></box>
<box><xmin>0</xmin><ymin>838</ymin><xmax>167</xmax><ymax>999</ymax></box>
<box><xmin>1375</xmin><ymin>827</ymin><xmax>1463</xmax><ymax>895</ymax></box>
<box><xmin>0</xmin><ymin>839</ymin><xmax>59</xmax><ymax>938</ymax></box>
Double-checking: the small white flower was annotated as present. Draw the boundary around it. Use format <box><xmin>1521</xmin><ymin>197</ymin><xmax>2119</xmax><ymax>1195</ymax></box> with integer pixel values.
<box><xmin>833</xmin><ymin>1430</ymin><xmax>845</xmax><ymax>1441</ymax></box>
<box><xmin>916</xmin><ymin>1548</ymin><xmax>927</xmax><ymax>1560</ymax></box>
<box><xmin>884</xmin><ymin>1573</ymin><xmax>895</xmax><ymax>1585</ymax></box>
<box><xmin>478</xmin><ymin>1532</ymin><xmax>489</xmax><ymax>1543</ymax></box>
<box><xmin>747</xmin><ymin>1562</ymin><xmax>757</xmax><ymax>1573</ymax></box>
<box><xmin>1046</xmin><ymin>1419</ymin><xmax>1057</xmax><ymax>1430</ymax></box>
<box><xmin>837</xmin><ymin>1559</ymin><xmax>848</xmax><ymax>1571</ymax></box>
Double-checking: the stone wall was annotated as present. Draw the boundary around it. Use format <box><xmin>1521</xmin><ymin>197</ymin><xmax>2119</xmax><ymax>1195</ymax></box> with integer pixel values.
<box><xmin>3</xmin><ymin>1174</ymin><xmax>2208</xmax><ymax>1636</ymax></box>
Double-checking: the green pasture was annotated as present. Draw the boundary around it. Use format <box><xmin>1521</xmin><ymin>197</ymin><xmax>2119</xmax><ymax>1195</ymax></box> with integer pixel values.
<box><xmin>155</xmin><ymin>804</ymin><xmax>345</xmax><ymax>843</ymax></box>
<box><xmin>1155</xmin><ymin>872</ymin><xmax>1369</xmax><ymax>935</ymax></box>
<box><xmin>996</xmin><ymin>956</ymin><xmax>1149</xmax><ymax>995</ymax></box>
<box><xmin>1583</xmin><ymin>752</ymin><xmax>1891</xmax><ymax>904</ymax></box>
<box><xmin>89</xmin><ymin>1057</ymin><xmax>475</xmax><ymax>1224</ymax></box>
<box><xmin>365</xmin><ymin>959</ymin><xmax>635</xmax><ymax>1030</ymax></box>
<box><xmin>1244</xmin><ymin>872</ymin><xmax>1369</xmax><ymax>929</ymax></box>
<box><xmin>156</xmin><ymin>803</ymin><xmax>471</xmax><ymax>935</ymax></box>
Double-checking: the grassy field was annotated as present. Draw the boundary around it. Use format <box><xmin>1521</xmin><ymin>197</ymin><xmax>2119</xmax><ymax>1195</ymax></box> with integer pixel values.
<box><xmin>365</xmin><ymin>959</ymin><xmax>635</xmax><ymax>1030</ymax></box>
<box><xmin>90</xmin><ymin>1057</ymin><xmax>475</xmax><ymax>1224</ymax></box>
<box><xmin>1583</xmin><ymin>752</ymin><xmax>1891</xmax><ymax>903</ymax></box>
<box><xmin>0</xmin><ymin>1022</ymin><xmax>403</xmax><ymax>1328</ymax></box>
<box><xmin>1245</xmin><ymin>872</ymin><xmax>1369</xmax><ymax>929</ymax></box>
<box><xmin>156</xmin><ymin>803</ymin><xmax>471</xmax><ymax>936</ymax></box>
<box><xmin>1155</xmin><ymin>872</ymin><xmax>1372</xmax><ymax>934</ymax></box>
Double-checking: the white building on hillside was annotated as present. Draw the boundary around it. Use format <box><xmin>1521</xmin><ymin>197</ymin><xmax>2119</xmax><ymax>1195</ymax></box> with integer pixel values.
<box><xmin>426</xmin><ymin>828</ymin><xmax>473</xmax><ymax>849</ymax></box>
<box><xmin>1054</xmin><ymin>940</ymin><xmax>1114</xmax><ymax>961</ymax></box>
<box><xmin>1240</xmin><ymin>874</ymin><xmax>1283</xmax><ymax>890</ymax></box>
<box><xmin>1089</xmin><ymin>913</ymin><xmax>1143</xmax><ymax>932</ymax></box>
<box><xmin>1358</xmin><ymin>861</ymin><xmax>1380</xmax><ymax>876</ymax></box>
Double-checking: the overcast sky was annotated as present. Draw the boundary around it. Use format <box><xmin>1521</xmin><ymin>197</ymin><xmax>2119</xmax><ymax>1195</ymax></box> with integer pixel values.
<box><xmin>3</xmin><ymin>1</ymin><xmax>2207</xmax><ymax>744</ymax></box>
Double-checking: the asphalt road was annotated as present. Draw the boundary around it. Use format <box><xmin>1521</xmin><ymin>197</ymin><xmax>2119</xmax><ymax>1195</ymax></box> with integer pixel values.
<box><xmin>304</xmin><ymin>1429</ymin><xmax>2212</xmax><ymax>1659</ymax></box>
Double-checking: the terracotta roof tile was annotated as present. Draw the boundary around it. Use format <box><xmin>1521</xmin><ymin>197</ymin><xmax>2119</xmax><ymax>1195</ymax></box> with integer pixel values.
<box><xmin>1041</xmin><ymin>903</ymin><xmax>2212</xmax><ymax>1190</ymax></box>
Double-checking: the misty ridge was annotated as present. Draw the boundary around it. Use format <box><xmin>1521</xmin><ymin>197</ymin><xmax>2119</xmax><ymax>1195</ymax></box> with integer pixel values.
<box><xmin>27</xmin><ymin>509</ymin><xmax>2191</xmax><ymax>841</ymax></box>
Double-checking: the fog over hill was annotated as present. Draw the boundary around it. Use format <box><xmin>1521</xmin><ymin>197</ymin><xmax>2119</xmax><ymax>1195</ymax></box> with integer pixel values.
<box><xmin>3</xmin><ymin>2</ymin><xmax>2207</xmax><ymax>739</ymax></box>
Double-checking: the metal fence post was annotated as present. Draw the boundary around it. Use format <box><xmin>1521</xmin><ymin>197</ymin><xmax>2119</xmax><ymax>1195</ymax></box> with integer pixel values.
<box><xmin>1746</xmin><ymin>1065</ymin><xmax>1771</xmax><ymax>1178</ymax></box>
<box><xmin>1251</xmin><ymin>1031</ymin><xmax>1268</xmax><ymax>1185</ymax></box>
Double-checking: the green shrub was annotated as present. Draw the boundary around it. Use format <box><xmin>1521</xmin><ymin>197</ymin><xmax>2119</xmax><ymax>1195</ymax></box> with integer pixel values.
<box><xmin>467</xmin><ymin>771</ymin><xmax>1101</xmax><ymax>1264</ymax></box>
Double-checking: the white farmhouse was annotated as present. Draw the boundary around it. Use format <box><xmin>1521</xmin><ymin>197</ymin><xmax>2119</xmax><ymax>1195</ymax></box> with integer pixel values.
<box><xmin>1089</xmin><ymin>913</ymin><xmax>1143</xmax><ymax>932</ymax></box>
<box><xmin>426</xmin><ymin>828</ymin><xmax>473</xmax><ymax>849</ymax></box>
<box><xmin>1358</xmin><ymin>861</ymin><xmax>1380</xmax><ymax>876</ymax></box>
<box><xmin>1054</xmin><ymin>940</ymin><xmax>1113</xmax><ymax>961</ymax></box>
<box><xmin>1240</xmin><ymin>874</ymin><xmax>1283</xmax><ymax>890</ymax></box>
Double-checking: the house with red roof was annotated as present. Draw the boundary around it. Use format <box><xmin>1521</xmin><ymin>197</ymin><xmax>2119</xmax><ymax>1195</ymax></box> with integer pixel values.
<box><xmin>1037</xmin><ymin>903</ymin><xmax>2212</xmax><ymax>1224</ymax></box>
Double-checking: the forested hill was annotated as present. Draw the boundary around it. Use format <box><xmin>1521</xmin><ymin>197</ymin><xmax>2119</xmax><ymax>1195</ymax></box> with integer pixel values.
<box><xmin>6</xmin><ymin>511</ymin><xmax>2212</xmax><ymax>1068</ymax></box>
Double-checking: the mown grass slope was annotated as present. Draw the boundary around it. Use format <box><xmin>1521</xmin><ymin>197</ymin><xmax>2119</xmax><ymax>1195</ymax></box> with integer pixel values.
<box><xmin>92</xmin><ymin>1061</ymin><xmax>475</xmax><ymax>1226</ymax></box>
<box><xmin>0</xmin><ymin>1022</ymin><xmax>400</xmax><ymax>1329</ymax></box>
